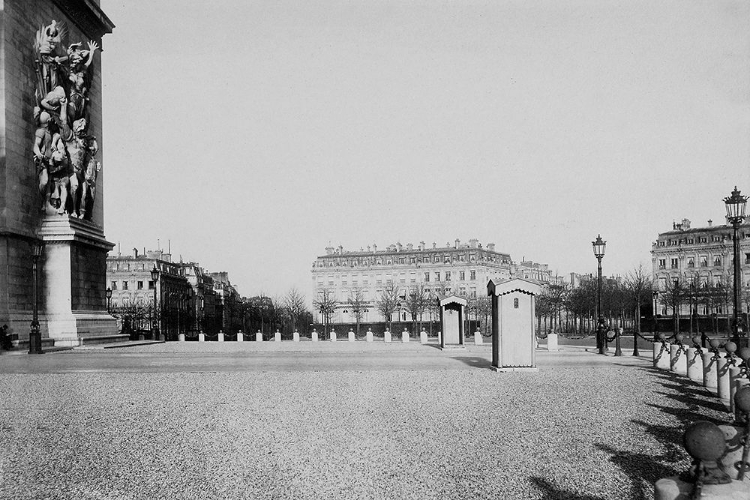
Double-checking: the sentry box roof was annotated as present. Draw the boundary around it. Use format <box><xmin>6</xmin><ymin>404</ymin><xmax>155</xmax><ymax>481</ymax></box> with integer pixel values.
<box><xmin>487</xmin><ymin>278</ymin><xmax>542</xmax><ymax>297</ymax></box>
<box><xmin>439</xmin><ymin>295</ymin><xmax>468</xmax><ymax>307</ymax></box>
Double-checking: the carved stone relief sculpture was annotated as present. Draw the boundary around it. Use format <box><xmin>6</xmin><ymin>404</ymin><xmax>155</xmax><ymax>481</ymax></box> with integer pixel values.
<box><xmin>33</xmin><ymin>20</ymin><xmax>100</xmax><ymax>220</ymax></box>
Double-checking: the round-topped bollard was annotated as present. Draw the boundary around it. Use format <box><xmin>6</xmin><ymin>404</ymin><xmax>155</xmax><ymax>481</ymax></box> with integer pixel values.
<box><xmin>683</xmin><ymin>421</ymin><xmax>728</xmax><ymax>464</ymax></box>
<box><xmin>709</xmin><ymin>338</ymin><xmax>721</xmax><ymax>351</ymax></box>
<box><xmin>735</xmin><ymin>386</ymin><xmax>750</xmax><ymax>414</ymax></box>
<box><xmin>654</xmin><ymin>333</ymin><xmax>671</xmax><ymax>370</ymax></box>
<box><xmin>738</xmin><ymin>347</ymin><xmax>750</xmax><ymax>364</ymax></box>
<box><xmin>691</xmin><ymin>335</ymin><xmax>702</xmax><ymax>348</ymax></box>
<box><xmin>725</xmin><ymin>341</ymin><xmax>737</xmax><ymax>358</ymax></box>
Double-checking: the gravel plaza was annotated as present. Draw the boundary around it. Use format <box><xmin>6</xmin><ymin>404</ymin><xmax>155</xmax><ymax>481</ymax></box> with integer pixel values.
<box><xmin>0</xmin><ymin>339</ymin><xmax>735</xmax><ymax>500</ymax></box>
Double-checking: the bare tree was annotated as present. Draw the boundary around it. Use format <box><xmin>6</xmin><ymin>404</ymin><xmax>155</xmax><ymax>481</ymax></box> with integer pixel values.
<box><xmin>376</xmin><ymin>282</ymin><xmax>399</xmax><ymax>333</ymax></box>
<box><xmin>313</xmin><ymin>289</ymin><xmax>338</xmax><ymax>339</ymax></box>
<box><xmin>346</xmin><ymin>288</ymin><xmax>368</xmax><ymax>336</ymax></box>
<box><xmin>624</xmin><ymin>264</ymin><xmax>653</xmax><ymax>335</ymax></box>
<box><xmin>284</xmin><ymin>287</ymin><xmax>307</xmax><ymax>332</ymax></box>
<box><xmin>405</xmin><ymin>284</ymin><xmax>429</xmax><ymax>335</ymax></box>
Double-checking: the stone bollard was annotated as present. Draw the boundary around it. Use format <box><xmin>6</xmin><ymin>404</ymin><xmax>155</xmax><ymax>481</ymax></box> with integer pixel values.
<box><xmin>198</xmin><ymin>332</ymin><xmax>205</xmax><ymax>342</ymax></box>
<box><xmin>178</xmin><ymin>333</ymin><xmax>186</xmax><ymax>342</ymax></box>
<box><xmin>402</xmin><ymin>328</ymin><xmax>409</xmax><ymax>343</ymax></box>
<box><xmin>293</xmin><ymin>330</ymin><xmax>300</xmax><ymax>342</ymax></box>
<box><xmin>728</xmin><ymin>366</ymin><xmax>742</xmax><ymax>414</ymax></box>
<box><xmin>348</xmin><ymin>329</ymin><xmax>356</xmax><ymax>342</ymax></box>
<box><xmin>237</xmin><ymin>330</ymin><xmax>244</xmax><ymax>342</ymax></box>
<box><xmin>311</xmin><ymin>329</ymin><xmax>319</xmax><ymax>342</ymax></box>
<box><xmin>717</xmin><ymin>355</ymin><xmax>731</xmax><ymax>403</ymax></box>
<box><xmin>366</xmin><ymin>329</ymin><xmax>373</xmax><ymax>342</ymax></box>
<box><xmin>420</xmin><ymin>329</ymin><xmax>428</xmax><ymax>344</ymax></box>
<box><xmin>546</xmin><ymin>332</ymin><xmax>557</xmax><ymax>351</ymax></box>
<box><xmin>274</xmin><ymin>329</ymin><xmax>282</xmax><ymax>342</ymax></box>
<box><xmin>330</xmin><ymin>329</ymin><xmax>337</xmax><ymax>342</ymax></box>
<box><xmin>654</xmin><ymin>342</ymin><xmax>671</xmax><ymax>370</ymax></box>
<box><xmin>384</xmin><ymin>330</ymin><xmax>391</xmax><ymax>343</ymax></box>
<box><xmin>475</xmin><ymin>329</ymin><xmax>484</xmax><ymax>346</ymax></box>
<box><xmin>669</xmin><ymin>344</ymin><xmax>687</xmax><ymax>377</ymax></box>
<box><xmin>218</xmin><ymin>330</ymin><xmax>224</xmax><ymax>342</ymax></box>
<box><xmin>733</xmin><ymin>377</ymin><xmax>750</xmax><ymax>423</ymax></box>
<box><xmin>256</xmin><ymin>330</ymin><xmax>263</xmax><ymax>342</ymax></box>
<box><xmin>702</xmin><ymin>351</ymin><xmax>719</xmax><ymax>391</ymax></box>
<box><xmin>437</xmin><ymin>331</ymin><xmax>442</xmax><ymax>345</ymax></box>
<box><xmin>686</xmin><ymin>347</ymin><xmax>703</xmax><ymax>383</ymax></box>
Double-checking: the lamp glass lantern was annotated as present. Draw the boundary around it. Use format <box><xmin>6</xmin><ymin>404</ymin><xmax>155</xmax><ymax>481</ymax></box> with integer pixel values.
<box><xmin>150</xmin><ymin>265</ymin><xmax>160</xmax><ymax>282</ymax></box>
<box><xmin>106</xmin><ymin>287</ymin><xmax>112</xmax><ymax>300</ymax></box>
<box><xmin>592</xmin><ymin>235</ymin><xmax>606</xmax><ymax>259</ymax></box>
<box><xmin>724</xmin><ymin>186</ymin><xmax>748</xmax><ymax>222</ymax></box>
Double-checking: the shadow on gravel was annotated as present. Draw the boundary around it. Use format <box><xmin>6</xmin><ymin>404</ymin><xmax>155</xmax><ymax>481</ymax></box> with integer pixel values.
<box><xmin>529</xmin><ymin>477</ymin><xmax>605</xmax><ymax>500</ymax></box>
<box><xmin>593</xmin><ymin>443</ymin><xmax>680</xmax><ymax>500</ymax></box>
<box><xmin>450</xmin><ymin>356</ymin><xmax>492</xmax><ymax>369</ymax></box>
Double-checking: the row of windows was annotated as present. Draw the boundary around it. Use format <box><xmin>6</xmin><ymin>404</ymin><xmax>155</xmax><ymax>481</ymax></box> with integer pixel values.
<box><xmin>110</xmin><ymin>280</ymin><xmax>155</xmax><ymax>291</ymax></box>
<box><xmin>658</xmin><ymin>232</ymin><xmax>750</xmax><ymax>247</ymax></box>
<box><xmin>315</xmin><ymin>253</ymin><xmax>510</xmax><ymax>268</ymax></box>
<box><xmin>658</xmin><ymin>256</ymin><xmax>723</xmax><ymax>270</ymax></box>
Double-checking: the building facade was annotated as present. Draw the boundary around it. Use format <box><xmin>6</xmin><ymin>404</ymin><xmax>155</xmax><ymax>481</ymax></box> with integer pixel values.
<box><xmin>651</xmin><ymin>218</ymin><xmax>750</xmax><ymax>316</ymax></box>
<box><xmin>311</xmin><ymin>238</ymin><xmax>554</xmax><ymax>324</ymax></box>
<box><xmin>106</xmin><ymin>249</ymin><xmax>227</xmax><ymax>338</ymax></box>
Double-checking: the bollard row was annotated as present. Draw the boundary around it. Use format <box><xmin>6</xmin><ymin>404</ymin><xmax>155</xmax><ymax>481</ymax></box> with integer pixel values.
<box><xmin>178</xmin><ymin>328</ymin><xmax>452</xmax><ymax>343</ymax></box>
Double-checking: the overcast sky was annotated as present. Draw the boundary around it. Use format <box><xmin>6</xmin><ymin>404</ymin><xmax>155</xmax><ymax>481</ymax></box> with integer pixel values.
<box><xmin>100</xmin><ymin>0</ymin><xmax>750</xmax><ymax>299</ymax></box>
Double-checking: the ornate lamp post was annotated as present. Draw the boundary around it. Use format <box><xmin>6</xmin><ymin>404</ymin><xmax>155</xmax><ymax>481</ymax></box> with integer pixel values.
<box><xmin>592</xmin><ymin>235</ymin><xmax>606</xmax><ymax>355</ymax></box>
<box><xmin>724</xmin><ymin>186</ymin><xmax>748</xmax><ymax>348</ymax></box>
<box><xmin>150</xmin><ymin>265</ymin><xmax>160</xmax><ymax>340</ymax></box>
<box><xmin>105</xmin><ymin>287</ymin><xmax>112</xmax><ymax>313</ymax></box>
<box><xmin>29</xmin><ymin>242</ymin><xmax>43</xmax><ymax>354</ymax></box>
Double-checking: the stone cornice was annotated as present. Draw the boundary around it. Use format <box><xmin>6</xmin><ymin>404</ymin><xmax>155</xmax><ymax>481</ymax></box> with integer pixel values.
<box><xmin>51</xmin><ymin>0</ymin><xmax>115</xmax><ymax>48</ymax></box>
<box><xmin>37</xmin><ymin>216</ymin><xmax>114</xmax><ymax>251</ymax></box>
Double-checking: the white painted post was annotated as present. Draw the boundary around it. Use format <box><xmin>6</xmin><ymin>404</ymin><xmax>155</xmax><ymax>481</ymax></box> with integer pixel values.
<box><xmin>437</xmin><ymin>331</ymin><xmax>442</xmax><ymax>345</ymax></box>
<box><xmin>670</xmin><ymin>344</ymin><xmax>687</xmax><ymax>376</ymax></box>
<box><xmin>702</xmin><ymin>351</ymin><xmax>718</xmax><ymax>391</ymax></box>
<box><xmin>237</xmin><ymin>330</ymin><xmax>244</xmax><ymax>342</ymax></box>
<box><xmin>330</xmin><ymin>329</ymin><xmax>337</xmax><ymax>342</ymax></box>
<box><xmin>733</xmin><ymin>377</ymin><xmax>750</xmax><ymax>423</ymax></box>
<box><xmin>348</xmin><ymin>329</ymin><xmax>356</xmax><ymax>342</ymax></box>
<box><xmin>311</xmin><ymin>329</ymin><xmax>319</xmax><ymax>342</ymax></box>
<box><xmin>218</xmin><ymin>330</ymin><xmax>224</xmax><ymax>342</ymax></box>
<box><xmin>178</xmin><ymin>333</ymin><xmax>186</xmax><ymax>342</ymax></box>
<box><xmin>420</xmin><ymin>328</ymin><xmax>428</xmax><ymax>344</ymax></box>
<box><xmin>293</xmin><ymin>330</ymin><xmax>300</xmax><ymax>342</ymax></box>
<box><xmin>475</xmin><ymin>329</ymin><xmax>484</xmax><ymax>346</ymax></box>
<box><xmin>717</xmin><ymin>354</ymin><xmax>731</xmax><ymax>402</ymax></box>
<box><xmin>366</xmin><ymin>329</ymin><xmax>373</xmax><ymax>342</ymax></box>
<box><xmin>256</xmin><ymin>330</ymin><xmax>263</xmax><ymax>342</ymax></box>
<box><xmin>546</xmin><ymin>332</ymin><xmax>557</xmax><ymax>351</ymax></box>
<box><xmin>274</xmin><ymin>329</ymin><xmax>281</xmax><ymax>342</ymax></box>
<box><xmin>686</xmin><ymin>347</ymin><xmax>702</xmax><ymax>382</ymax></box>
<box><xmin>384</xmin><ymin>330</ymin><xmax>391</xmax><ymax>343</ymax></box>
<box><xmin>728</xmin><ymin>366</ymin><xmax>742</xmax><ymax>414</ymax></box>
<box><xmin>402</xmin><ymin>328</ymin><xmax>409</xmax><ymax>343</ymax></box>
<box><xmin>654</xmin><ymin>342</ymin><xmax>671</xmax><ymax>370</ymax></box>
<box><xmin>198</xmin><ymin>332</ymin><xmax>205</xmax><ymax>342</ymax></box>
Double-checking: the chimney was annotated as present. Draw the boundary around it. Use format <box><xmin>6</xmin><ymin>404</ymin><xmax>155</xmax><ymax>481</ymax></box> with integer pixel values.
<box><xmin>487</xmin><ymin>243</ymin><xmax>496</xmax><ymax>252</ymax></box>
<box><xmin>325</xmin><ymin>245</ymin><xmax>335</xmax><ymax>255</ymax></box>
<box><xmin>455</xmin><ymin>238</ymin><xmax>460</xmax><ymax>248</ymax></box>
<box><xmin>469</xmin><ymin>239</ymin><xmax>478</xmax><ymax>248</ymax></box>
<box><xmin>406</xmin><ymin>243</ymin><xmax>413</xmax><ymax>251</ymax></box>
<box><xmin>708</xmin><ymin>219</ymin><xmax>713</xmax><ymax>227</ymax></box>
<box><xmin>133</xmin><ymin>247</ymin><xmax>139</xmax><ymax>258</ymax></box>
<box><xmin>682</xmin><ymin>218</ymin><xmax>691</xmax><ymax>230</ymax></box>
<box><xmin>373</xmin><ymin>243</ymin><xmax>378</xmax><ymax>252</ymax></box>
<box><xmin>432</xmin><ymin>242</ymin><xmax>437</xmax><ymax>249</ymax></box>
<box><xmin>419</xmin><ymin>241</ymin><xmax>426</xmax><ymax>251</ymax></box>
<box><xmin>396</xmin><ymin>242</ymin><xmax>402</xmax><ymax>252</ymax></box>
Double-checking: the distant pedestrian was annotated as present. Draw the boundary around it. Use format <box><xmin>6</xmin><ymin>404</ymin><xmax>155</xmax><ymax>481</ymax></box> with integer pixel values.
<box><xmin>0</xmin><ymin>325</ymin><xmax>13</xmax><ymax>350</ymax></box>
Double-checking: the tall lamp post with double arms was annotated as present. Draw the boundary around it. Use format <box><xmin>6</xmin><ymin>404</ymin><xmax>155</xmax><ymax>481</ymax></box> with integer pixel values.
<box><xmin>593</xmin><ymin>235</ymin><xmax>606</xmax><ymax>355</ymax></box>
<box><xmin>151</xmin><ymin>265</ymin><xmax>160</xmax><ymax>340</ymax></box>
<box><xmin>724</xmin><ymin>186</ymin><xmax>747</xmax><ymax>348</ymax></box>
<box><xmin>29</xmin><ymin>242</ymin><xmax>43</xmax><ymax>354</ymax></box>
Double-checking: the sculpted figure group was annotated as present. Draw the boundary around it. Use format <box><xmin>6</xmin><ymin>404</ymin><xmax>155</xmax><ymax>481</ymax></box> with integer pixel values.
<box><xmin>33</xmin><ymin>21</ymin><xmax>100</xmax><ymax>220</ymax></box>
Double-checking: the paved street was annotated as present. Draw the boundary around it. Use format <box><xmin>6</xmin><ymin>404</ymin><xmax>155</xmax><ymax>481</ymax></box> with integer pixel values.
<box><xmin>0</xmin><ymin>342</ymin><xmax>733</xmax><ymax>499</ymax></box>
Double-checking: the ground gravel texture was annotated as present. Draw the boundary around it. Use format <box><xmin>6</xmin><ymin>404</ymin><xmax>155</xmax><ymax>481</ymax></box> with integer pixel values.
<box><xmin>0</xmin><ymin>350</ymin><xmax>735</xmax><ymax>500</ymax></box>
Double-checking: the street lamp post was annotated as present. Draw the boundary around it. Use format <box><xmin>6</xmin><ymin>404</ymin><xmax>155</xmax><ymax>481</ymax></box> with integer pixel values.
<box><xmin>592</xmin><ymin>235</ymin><xmax>606</xmax><ymax>355</ymax></box>
<box><xmin>724</xmin><ymin>186</ymin><xmax>748</xmax><ymax>348</ymax></box>
<box><xmin>151</xmin><ymin>265</ymin><xmax>160</xmax><ymax>341</ymax></box>
<box><xmin>29</xmin><ymin>242</ymin><xmax>43</xmax><ymax>354</ymax></box>
<box><xmin>106</xmin><ymin>287</ymin><xmax>112</xmax><ymax>313</ymax></box>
